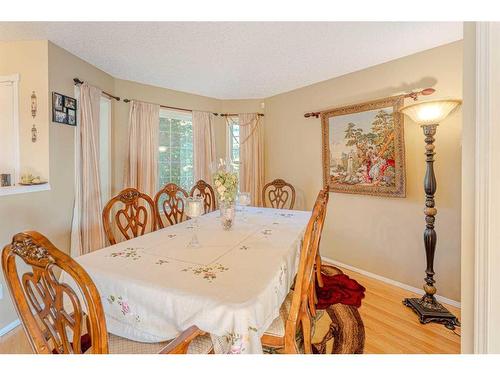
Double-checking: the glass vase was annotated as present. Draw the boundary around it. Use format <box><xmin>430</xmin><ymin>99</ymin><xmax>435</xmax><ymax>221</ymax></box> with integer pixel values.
<box><xmin>220</xmin><ymin>202</ymin><xmax>236</xmax><ymax>230</ymax></box>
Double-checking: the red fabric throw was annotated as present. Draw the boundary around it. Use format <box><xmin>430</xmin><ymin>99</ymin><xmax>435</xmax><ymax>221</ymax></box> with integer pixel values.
<box><xmin>316</xmin><ymin>273</ymin><xmax>366</xmax><ymax>309</ymax></box>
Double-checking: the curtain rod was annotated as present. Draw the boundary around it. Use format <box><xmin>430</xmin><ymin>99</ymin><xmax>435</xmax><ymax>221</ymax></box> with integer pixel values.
<box><xmin>303</xmin><ymin>88</ymin><xmax>436</xmax><ymax>118</ymax></box>
<box><xmin>73</xmin><ymin>78</ymin><xmax>121</xmax><ymax>101</ymax></box>
<box><xmin>123</xmin><ymin>98</ymin><xmax>219</xmax><ymax>116</ymax></box>
<box><xmin>220</xmin><ymin>113</ymin><xmax>265</xmax><ymax>117</ymax></box>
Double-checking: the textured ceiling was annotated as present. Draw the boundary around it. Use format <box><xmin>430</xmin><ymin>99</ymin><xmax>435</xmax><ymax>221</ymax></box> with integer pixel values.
<box><xmin>0</xmin><ymin>22</ymin><xmax>463</xmax><ymax>99</ymax></box>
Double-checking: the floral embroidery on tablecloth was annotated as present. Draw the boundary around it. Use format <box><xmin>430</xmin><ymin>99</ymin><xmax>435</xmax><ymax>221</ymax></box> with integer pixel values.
<box><xmin>109</xmin><ymin>247</ymin><xmax>141</xmax><ymax>260</ymax></box>
<box><xmin>181</xmin><ymin>263</ymin><xmax>229</xmax><ymax>282</ymax></box>
<box><xmin>167</xmin><ymin>234</ymin><xmax>177</xmax><ymax>239</ymax></box>
<box><xmin>274</xmin><ymin>263</ymin><xmax>288</xmax><ymax>297</ymax></box>
<box><xmin>156</xmin><ymin>259</ymin><xmax>169</xmax><ymax>265</ymax></box>
<box><xmin>223</xmin><ymin>327</ymin><xmax>258</xmax><ymax>354</ymax></box>
<box><xmin>107</xmin><ymin>295</ymin><xmax>140</xmax><ymax>322</ymax></box>
<box><xmin>239</xmin><ymin>245</ymin><xmax>249</xmax><ymax>250</ymax></box>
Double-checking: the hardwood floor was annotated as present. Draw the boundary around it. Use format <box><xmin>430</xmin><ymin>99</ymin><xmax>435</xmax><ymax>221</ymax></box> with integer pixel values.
<box><xmin>0</xmin><ymin>324</ymin><xmax>31</xmax><ymax>354</ymax></box>
<box><xmin>339</xmin><ymin>267</ymin><xmax>461</xmax><ymax>354</ymax></box>
<box><xmin>0</xmin><ymin>266</ymin><xmax>461</xmax><ymax>354</ymax></box>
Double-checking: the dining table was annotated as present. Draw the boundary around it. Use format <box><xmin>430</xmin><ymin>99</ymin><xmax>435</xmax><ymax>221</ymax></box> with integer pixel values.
<box><xmin>62</xmin><ymin>206</ymin><xmax>311</xmax><ymax>354</ymax></box>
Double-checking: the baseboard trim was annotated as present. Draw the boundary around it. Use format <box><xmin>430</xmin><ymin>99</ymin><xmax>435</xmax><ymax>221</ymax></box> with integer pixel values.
<box><xmin>0</xmin><ymin>319</ymin><xmax>20</xmax><ymax>337</ymax></box>
<box><xmin>322</xmin><ymin>257</ymin><xmax>461</xmax><ymax>309</ymax></box>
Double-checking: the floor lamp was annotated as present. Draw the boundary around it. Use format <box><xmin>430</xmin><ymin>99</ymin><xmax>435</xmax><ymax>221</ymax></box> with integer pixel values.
<box><xmin>400</xmin><ymin>99</ymin><xmax>462</xmax><ymax>330</ymax></box>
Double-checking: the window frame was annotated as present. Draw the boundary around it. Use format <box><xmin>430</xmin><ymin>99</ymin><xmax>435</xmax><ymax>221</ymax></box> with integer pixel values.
<box><xmin>0</xmin><ymin>74</ymin><xmax>20</xmax><ymax>188</ymax></box>
<box><xmin>0</xmin><ymin>74</ymin><xmax>47</xmax><ymax>196</ymax></box>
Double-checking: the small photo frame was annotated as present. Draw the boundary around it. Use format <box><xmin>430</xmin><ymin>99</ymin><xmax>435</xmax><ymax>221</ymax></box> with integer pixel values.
<box><xmin>52</xmin><ymin>92</ymin><xmax>77</xmax><ymax>126</ymax></box>
<box><xmin>53</xmin><ymin>92</ymin><xmax>64</xmax><ymax>111</ymax></box>
<box><xmin>67</xmin><ymin>108</ymin><xmax>76</xmax><ymax>126</ymax></box>
<box><xmin>54</xmin><ymin>110</ymin><xmax>67</xmax><ymax>124</ymax></box>
<box><xmin>64</xmin><ymin>96</ymin><xmax>76</xmax><ymax>110</ymax></box>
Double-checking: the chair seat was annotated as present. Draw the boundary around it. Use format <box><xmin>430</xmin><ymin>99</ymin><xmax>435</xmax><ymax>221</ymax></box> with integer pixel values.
<box><xmin>108</xmin><ymin>333</ymin><xmax>213</xmax><ymax>354</ymax></box>
<box><xmin>262</xmin><ymin>292</ymin><xmax>305</xmax><ymax>353</ymax></box>
<box><xmin>263</xmin><ymin>291</ymin><xmax>293</xmax><ymax>338</ymax></box>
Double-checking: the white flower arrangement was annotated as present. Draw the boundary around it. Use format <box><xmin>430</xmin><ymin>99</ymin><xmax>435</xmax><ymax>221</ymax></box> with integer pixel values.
<box><xmin>213</xmin><ymin>170</ymin><xmax>238</xmax><ymax>204</ymax></box>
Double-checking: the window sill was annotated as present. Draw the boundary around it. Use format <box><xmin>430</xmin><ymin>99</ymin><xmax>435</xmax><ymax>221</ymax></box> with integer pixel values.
<box><xmin>0</xmin><ymin>183</ymin><xmax>51</xmax><ymax>197</ymax></box>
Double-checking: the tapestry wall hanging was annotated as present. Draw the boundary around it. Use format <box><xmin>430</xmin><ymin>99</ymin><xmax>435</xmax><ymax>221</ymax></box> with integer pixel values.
<box><xmin>321</xmin><ymin>95</ymin><xmax>406</xmax><ymax>197</ymax></box>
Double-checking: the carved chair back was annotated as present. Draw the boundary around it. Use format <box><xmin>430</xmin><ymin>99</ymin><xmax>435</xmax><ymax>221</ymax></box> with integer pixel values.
<box><xmin>190</xmin><ymin>180</ymin><xmax>216</xmax><ymax>214</ymax></box>
<box><xmin>1</xmin><ymin>231</ymin><xmax>108</xmax><ymax>354</ymax></box>
<box><xmin>102</xmin><ymin>188</ymin><xmax>157</xmax><ymax>245</ymax></box>
<box><xmin>262</xmin><ymin>179</ymin><xmax>296</xmax><ymax>210</ymax></box>
<box><xmin>282</xmin><ymin>193</ymin><xmax>326</xmax><ymax>353</ymax></box>
<box><xmin>154</xmin><ymin>183</ymin><xmax>189</xmax><ymax>228</ymax></box>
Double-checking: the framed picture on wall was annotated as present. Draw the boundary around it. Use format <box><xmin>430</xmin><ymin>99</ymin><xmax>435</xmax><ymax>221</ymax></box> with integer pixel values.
<box><xmin>53</xmin><ymin>92</ymin><xmax>64</xmax><ymax>111</ymax></box>
<box><xmin>52</xmin><ymin>92</ymin><xmax>77</xmax><ymax>126</ymax></box>
<box><xmin>321</xmin><ymin>95</ymin><xmax>406</xmax><ymax>198</ymax></box>
<box><xmin>67</xmin><ymin>109</ymin><xmax>76</xmax><ymax>125</ymax></box>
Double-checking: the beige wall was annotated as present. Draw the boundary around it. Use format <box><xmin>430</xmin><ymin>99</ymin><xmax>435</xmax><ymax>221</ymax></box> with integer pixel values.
<box><xmin>0</xmin><ymin>41</ymin><xmax>49</xmax><ymax>180</ymax></box>
<box><xmin>0</xmin><ymin>39</ymin><xmax>464</xmax><ymax>334</ymax></box>
<box><xmin>0</xmin><ymin>41</ymin><xmax>114</xmax><ymax>330</ymax></box>
<box><xmin>264</xmin><ymin>41</ymin><xmax>463</xmax><ymax>301</ymax></box>
<box><xmin>221</xmin><ymin>99</ymin><xmax>264</xmax><ymax>115</ymax></box>
<box><xmin>112</xmin><ymin>79</ymin><xmax>225</xmax><ymax>193</ymax></box>
<box><xmin>0</xmin><ymin>41</ymin><xmax>50</xmax><ymax>329</ymax></box>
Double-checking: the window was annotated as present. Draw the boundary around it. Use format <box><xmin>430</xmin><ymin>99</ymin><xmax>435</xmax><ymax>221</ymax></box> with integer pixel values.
<box><xmin>158</xmin><ymin>109</ymin><xmax>194</xmax><ymax>191</ymax></box>
<box><xmin>227</xmin><ymin>117</ymin><xmax>240</xmax><ymax>177</ymax></box>
<box><xmin>0</xmin><ymin>74</ymin><xmax>19</xmax><ymax>189</ymax></box>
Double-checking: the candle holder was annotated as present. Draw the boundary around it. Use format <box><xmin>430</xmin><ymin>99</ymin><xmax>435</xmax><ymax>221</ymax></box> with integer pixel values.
<box><xmin>238</xmin><ymin>192</ymin><xmax>251</xmax><ymax>221</ymax></box>
<box><xmin>185</xmin><ymin>196</ymin><xmax>203</xmax><ymax>248</ymax></box>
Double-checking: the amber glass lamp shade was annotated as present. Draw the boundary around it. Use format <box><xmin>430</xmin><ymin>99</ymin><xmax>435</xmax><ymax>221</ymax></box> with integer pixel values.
<box><xmin>400</xmin><ymin>99</ymin><xmax>461</xmax><ymax>125</ymax></box>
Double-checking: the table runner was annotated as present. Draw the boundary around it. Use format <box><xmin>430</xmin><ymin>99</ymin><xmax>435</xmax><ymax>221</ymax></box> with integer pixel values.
<box><xmin>61</xmin><ymin>207</ymin><xmax>310</xmax><ymax>353</ymax></box>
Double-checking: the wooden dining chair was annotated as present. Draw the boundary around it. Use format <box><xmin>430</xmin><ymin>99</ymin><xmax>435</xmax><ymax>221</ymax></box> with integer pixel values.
<box><xmin>154</xmin><ymin>183</ymin><xmax>189</xmax><ymax>228</ymax></box>
<box><xmin>314</xmin><ymin>190</ymin><xmax>329</xmax><ymax>289</ymax></box>
<box><xmin>102</xmin><ymin>188</ymin><xmax>157</xmax><ymax>245</ymax></box>
<box><xmin>307</xmin><ymin>190</ymin><xmax>329</xmax><ymax>318</ymax></box>
<box><xmin>261</xmin><ymin>192</ymin><xmax>327</xmax><ymax>354</ymax></box>
<box><xmin>190</xmin><ymin>180</ymin><xmax>216</xmax><ymax>213</ymax></box>
<box><xmin>262</xmin><ymin>179</ymin><xmax>296</xmax><ymax>210</ymax></box>
<box><xmin>1</xmin><ymin>231</ymin><xmax>214</xmax><ymax>354</ymax></box>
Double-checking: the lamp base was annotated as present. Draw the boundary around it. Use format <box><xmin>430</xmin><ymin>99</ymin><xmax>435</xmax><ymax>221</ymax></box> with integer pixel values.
<box><xmin>403</xmin><ymin>297</ymin><xmax>460</xmax><ymax>330</ymax></box>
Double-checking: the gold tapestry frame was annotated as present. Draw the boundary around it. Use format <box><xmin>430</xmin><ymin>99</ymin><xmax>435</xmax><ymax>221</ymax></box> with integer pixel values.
<box><xmin>321</xmin><ymin>95</ymin><xmax>406</xmax><ymax>198</ymax></box>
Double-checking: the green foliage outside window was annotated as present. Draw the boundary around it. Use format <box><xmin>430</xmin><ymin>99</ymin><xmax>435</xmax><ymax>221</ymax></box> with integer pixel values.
<box><xmin>158</xmin><ymin>115</ymin><xmax>194</xmax><ymax>193</ymax></box>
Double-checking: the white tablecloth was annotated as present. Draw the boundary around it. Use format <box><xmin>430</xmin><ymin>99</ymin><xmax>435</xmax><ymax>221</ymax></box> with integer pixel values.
<box><xmin>62</xmin><ymin>207</ymin><xmax>310</xmax><ymax>354</ymax></box>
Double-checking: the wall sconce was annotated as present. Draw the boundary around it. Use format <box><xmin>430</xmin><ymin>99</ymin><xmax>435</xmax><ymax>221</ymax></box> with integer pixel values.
<box><xmin>31</xmin><ymin>91</ymin><xmax>37</xmax><ymax>143</ymax></box>
<box><xmin>31</xmin><ymin>91</ymin><xmax>37</xmax><ymax>118</ymax></box>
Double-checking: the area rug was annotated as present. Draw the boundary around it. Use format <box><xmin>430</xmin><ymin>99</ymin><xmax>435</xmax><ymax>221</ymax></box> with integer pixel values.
<box><xmin>311</xmin><ymin>265</ymin><xmax>365</xmax><ymax>354</ymax></box>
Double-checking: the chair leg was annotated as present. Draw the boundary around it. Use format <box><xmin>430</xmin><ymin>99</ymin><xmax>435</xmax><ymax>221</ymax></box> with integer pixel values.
<box><xmin>315</xmin><ymin>254</ymin><xmax>324</xmax><ymax>288</ymax></box>
<box><xmin>308</xmin><ymin>284</ymin><xmax>316</xmax><ymax>317</ymax></box>
<box><xmin>301</xmin><ymin>306</ymin><xmax>312</xmax><ymax>354</ymax></box>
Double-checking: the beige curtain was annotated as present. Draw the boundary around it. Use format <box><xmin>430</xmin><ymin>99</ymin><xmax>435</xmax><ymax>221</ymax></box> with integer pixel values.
<box><xmin>70</xmin><ymin>83</ymin><xmax>106</xmax><ymax>255</ymax></box>
<box><xmin>193</xmin><ymin>111</ymin><xmax>217</xmax><ymax>183</ymax></box>
<box><xmin>238</xmin><ymin>113</ymin><xmax>264</xmax><ymax>206</ymax></box>
<box><xmin>124</xmin><ymin>100</ymin><xmax>160</xmax><ymax>198</ymax></box>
